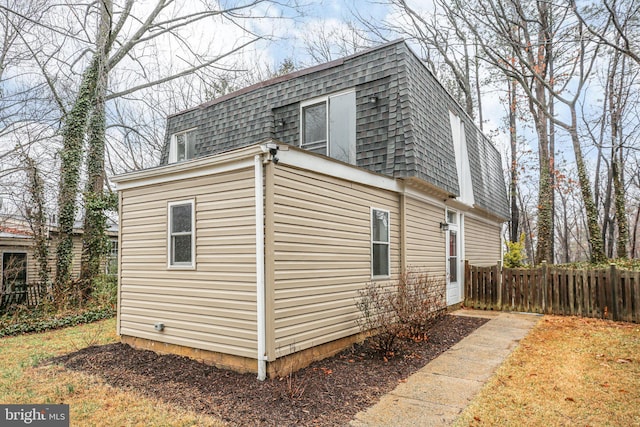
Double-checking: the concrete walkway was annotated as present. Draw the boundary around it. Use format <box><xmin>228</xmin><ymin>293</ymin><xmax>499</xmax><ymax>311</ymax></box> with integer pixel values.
<box><xmin>350</xmin><ymin>310</ymin><xmax>541</xmax><ymax>427</ymax></box>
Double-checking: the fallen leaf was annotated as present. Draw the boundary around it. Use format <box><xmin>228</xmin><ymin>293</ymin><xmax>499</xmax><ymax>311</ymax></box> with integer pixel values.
<box><xmin>601</xmin><ymin>383</ymin><xmax>610</xmax><ymax>388</ymax></box>
<box><xmin>616</xmin><ymin>358</ymin><xmax>632</xmax><ymax>364</ymax></box>
<box><xmin>474</xmin><ymin>416</ymin><xmax>481</xmax><ymax>422</ymax></box>
<box><xmin>565</xmin><ymin>397</ymin><xmax>575</xmax><ymax>402</ymax></box>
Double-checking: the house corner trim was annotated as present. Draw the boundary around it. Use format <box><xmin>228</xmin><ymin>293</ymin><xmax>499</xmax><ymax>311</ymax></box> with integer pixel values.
<box><xmin>254</xmin><ymin>154</ymin><xmax>267</xmax><ymax>380</ymax></box>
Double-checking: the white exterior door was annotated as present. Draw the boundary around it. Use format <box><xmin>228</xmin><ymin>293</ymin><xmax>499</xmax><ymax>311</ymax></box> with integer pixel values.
<box><xmin>446</xmin><ymin>211</ymin><xmax>463</xmax><ymax>305</ymax></box>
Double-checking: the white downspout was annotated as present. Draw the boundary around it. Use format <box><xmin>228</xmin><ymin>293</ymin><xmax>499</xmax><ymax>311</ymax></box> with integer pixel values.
<box><xmin>254</xmin><ymin>154</ymin><xmax>267</xmax><ymax>380</ymax></box>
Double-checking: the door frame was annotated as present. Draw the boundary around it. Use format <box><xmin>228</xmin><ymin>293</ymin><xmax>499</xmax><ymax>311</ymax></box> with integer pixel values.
<box><xmin>445</xmin><ymin>209</ymin><xmax>463</xmax><ymax>305</ymax></box>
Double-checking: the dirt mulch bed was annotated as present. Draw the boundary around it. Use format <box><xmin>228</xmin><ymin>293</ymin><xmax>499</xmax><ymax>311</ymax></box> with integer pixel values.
<box><xmin>51</xmin><ymin>314</ymin><xmax>487</xmax><ymax>426</ymax></box>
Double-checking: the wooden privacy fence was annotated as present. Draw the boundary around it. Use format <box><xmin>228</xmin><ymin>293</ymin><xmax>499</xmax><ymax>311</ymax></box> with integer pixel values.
<box><xmin>464</xmin><ymin>261</ymin><xmax>640</xmax><ymax>323</ymax></box>
<box><xmin>0</xmin><ymin>283</ymin><xmax>47</xmax><ymax>312</ymax></box>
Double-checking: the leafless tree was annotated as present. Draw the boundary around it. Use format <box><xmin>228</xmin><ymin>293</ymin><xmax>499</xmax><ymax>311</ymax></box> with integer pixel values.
<box><xmin>1</xmin><ymin>0</ymin><xmax>296</xmax><ymax>302</ymax></box>
<box><xmin>456</xmin><ymin>0</ymin><xmax>607</xmax><ymax>263</ymax></box>
<box><xmin>301</xmin><ymin>19</ymin><xmax>372</xmax><ymax>65</ymax></box>
<box><xmin>572</xmin><ymin>0</ymin><xmax>640</xmax><ymax>65</ymax></box>
<box><xmin>353</xmin><ymin>0</ymin><xmax>484</xmax><ymax>121</ymax></box>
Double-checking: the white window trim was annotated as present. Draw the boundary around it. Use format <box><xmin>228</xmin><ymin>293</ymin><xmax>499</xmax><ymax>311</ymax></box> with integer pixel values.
<box><xmin>370</xmin><ymin>207</ymin><xmax>391</xmax><ymax>280</ymax></box>
<box><xmin>1</xmin><ymin>250</ymin><xmax>28</xmax><ymax>290</ymax></box>
<box><xmin>299</xmin><ymin>89</ymin><xmax>356</xmax><ymax>157</ymax></box>
<box><xmin>300</xmin><ymin>96</ymin><xmax>329</xmax><ymax>154</ymax></box>
<box><xmin>167</xmin><ymin>199</ymin><xmax>196</xmax><ymax>269</ymax></box>
<box><xmin>169</xmin><ymin>127</ymin><xmax>197</xmax><ymax>163</ymax></box>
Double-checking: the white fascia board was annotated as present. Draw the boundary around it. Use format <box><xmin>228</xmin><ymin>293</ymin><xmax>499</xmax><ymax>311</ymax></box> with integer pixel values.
<box><xmin>276</xmin><ymin>147</ymin><xmax>402</xmax><ymax>193</ymax></box>
<box><xmin>403</xmin><ymin>186</ymin><xmax>447</xmax><ymax>209</ymax></box>
<box><xmin>445</xmin><ymin>198</ymin><xmax>474</xmax><ymax>212</ymax></box>
<box><xmin>465</xmin><ymin>208</ymin><xmax>508</xmax><ymax>226</ymax></box>
<box><xmin>112</xmin><ymin>145</ymin><xmax>265</xmax><ymax>190</ymax></box>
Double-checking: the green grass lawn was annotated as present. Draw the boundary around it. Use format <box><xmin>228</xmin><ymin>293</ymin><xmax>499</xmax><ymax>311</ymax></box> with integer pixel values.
<box><xmin>0</xmin><ymin>318</ymin><xmax>224</xmax><ymax>426</ymax></box>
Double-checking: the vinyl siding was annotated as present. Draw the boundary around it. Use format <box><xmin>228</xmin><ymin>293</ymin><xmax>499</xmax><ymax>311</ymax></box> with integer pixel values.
<box><xmin>405</xmin><ymin>196</ymin><xmax>446</xmax><ymax>275</ymax></box>
<box><xmin>1</xmin><ymin>233</ymin><xmax>86</xmax><ymax>289</ymax></box>
<box><xmin>465</xmin><ymin>215</ymin><xmax>502</xmax><ymax>266</ymax></box>
<box><xmin>118</xmin><ymin>168</ymin><xmax>258</xmax><ymax>359</ymax></box>
<box><xmin>48</xmin><ymin>233</ymin><xmax>84</xmax><ymax>279</ymax></box>
<box><xmin>271</xmin><ymin>165</ymin><xmax>400</xmax><ymax>357</ymax></box>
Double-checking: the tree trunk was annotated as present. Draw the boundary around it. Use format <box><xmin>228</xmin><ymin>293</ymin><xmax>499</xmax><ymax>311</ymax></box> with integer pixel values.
<box><xmin>569</xmin><ymin>108</ymin><xmax>606</xmax><ymax>263</ymax></box>
<box><xmin>610</xmin><ymin>49</ymin><xmax>629</xmax><ymax>259</ymax></box>
<box><xmin>612</xmin><ymin>148</ymin><xmax>628</xmax><ymax>258</ymax></box>
<box><xmin>80</xmin><ymin>0</ymin><xmax>114</xmax><ymax>299</ymax></box>
<box><xmin>23</xmin><ymin>155</ymin><xmax>50</xmax><ymax>289</ymax></box>
<box><xmin>54</xmin><ymin>56</ymin><xmax>100</xmax><ymax>301</ymax></box>
<box><xmin>475</xmin><ymin>38</ymin><xmax>483</xmax><ymax>131</ymax></box>
<box><xmin>532</xmin><ymin>80</ymin><xmax>553</xmax><ymax>265</ymax></box>
<box><xmin>631</xmin><ymin>204</ymin><xmax>640</xmax><ymax>259</ymax></box>
<box><xmin>547</xmin><ymin>11</ymin><xmax>556</xmax><ymax>264</ymax></box>
<box><xmin>509</xmin><ymin>78</ymin><xmax>519</xmax><ymax>243</ymax></box>
<box><xmin>79</xmin><ymin>73</ymin><xmax>109</xmax><ymax>299</ymax></box>
<box><xmin>55</xmin><ymin>0</ymin><xmax>112</xmax><ymax>303</ymax></box>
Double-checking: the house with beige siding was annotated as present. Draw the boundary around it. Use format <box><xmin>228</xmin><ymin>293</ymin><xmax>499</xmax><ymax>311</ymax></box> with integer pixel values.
<box><xmin>0</xmin><ymin>218</ymin><xmax>118</xmax><ymax>308</ymax></box>
<box><xmin>112</xmin><ymin>40</ymin><xmax>509</xmax><ymax>380</ymax></box>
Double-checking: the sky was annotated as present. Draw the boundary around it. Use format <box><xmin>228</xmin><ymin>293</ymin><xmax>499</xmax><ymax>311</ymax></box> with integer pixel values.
<box><xmin>2</xmin><ymin>0</ymin><xmax>620</xmax><ymax>217</ymax></box>
<box><xmin>252</xmin><ymin>0</ymin><xmax>513</xmax><ymax>158</ymax></box>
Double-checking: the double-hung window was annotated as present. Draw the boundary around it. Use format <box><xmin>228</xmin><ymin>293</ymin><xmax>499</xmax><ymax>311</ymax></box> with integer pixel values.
<box><xmin>169</xmin><ymin>129</ymin><xmax>197</xmax><ymax>163</ymax></box>
<box><xmin>168</xmin><ymin>200</ymin><xmax>195</xmax><ymax>268</ymax></box>
<box><xmin>301</xmin><ymin>90</ymin><xmax>356</xmax><ymax>164</ymax></box>
<box><xmin>1</xmin><ymin>252</ymin><xmax>27</xmax><ymax>293</ymax></box>
<box><xmin>371</xmin><ymin>208</ymin><xmax>390</xmax><ymax>278</ymax></box>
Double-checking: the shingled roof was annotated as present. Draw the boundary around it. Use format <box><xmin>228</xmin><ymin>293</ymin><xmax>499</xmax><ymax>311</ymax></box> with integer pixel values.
<box><xmin>160</xmin><ymin>40</ymin><xmax>509</xmax><ymax>220</ymax></box>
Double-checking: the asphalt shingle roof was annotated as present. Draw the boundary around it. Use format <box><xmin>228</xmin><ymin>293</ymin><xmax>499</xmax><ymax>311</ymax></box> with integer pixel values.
<box><xmin>160</xmin><ymin>40</ymin><xmax>509</xmax><ymax>220</ymax></box>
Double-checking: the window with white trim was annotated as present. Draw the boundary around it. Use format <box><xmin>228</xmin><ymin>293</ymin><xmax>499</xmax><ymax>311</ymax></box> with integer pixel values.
<box><xmin>168</xmin><ymin>200</ymin><xmax>195</xmax><ymax>268</ymax></box>
<box><xmin>371</xmin><ymin>208</ymin><xmax>390</xmax><ymax>278</ymax></box>
<box><xmin>301</xmin><ymin>90</ymin><xmax>356</xmax><ymax>164</ymax></box>
<box><xmin>169</xmin><ymin>129</ymin><xmax>197</xmax><ymax>163</ymax></box>
<box><xmin>1</xmin><ymin>252</ymin><xmax>27</xmax><ymax>293</ymax></box>
<box><xmin>106</xmin><ymin>239</ymin><xmax>118</xmax><ymax>275</ymax></box>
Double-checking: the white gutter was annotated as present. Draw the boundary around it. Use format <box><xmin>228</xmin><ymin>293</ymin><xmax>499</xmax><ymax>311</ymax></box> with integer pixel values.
<box><xmin>254</xmin><ymin>153</ymin><xmax>267</xmax><ymax>381</ymax></box>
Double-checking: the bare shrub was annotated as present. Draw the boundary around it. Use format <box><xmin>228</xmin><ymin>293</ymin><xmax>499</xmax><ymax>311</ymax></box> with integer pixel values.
<box><xmin>356</xmin><ymin>270</ymin><xmax>446</xmax><ymax>354</ymax></box>
<box><xmin>356</xmin><ymin>282</ymin><xmax>403</xmax><ymax>355</ymax></box>
<box><xmin>394</xmin><ymin>270</ymin><xmax>447</xmax><ymax>340</ymax></box>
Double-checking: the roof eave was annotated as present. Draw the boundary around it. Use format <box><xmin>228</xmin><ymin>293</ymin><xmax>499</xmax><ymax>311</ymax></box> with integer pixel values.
<box><xmin>112</xmin><ymin>140</ymin><xmax>275</xmax><ymax>187</ymax></box>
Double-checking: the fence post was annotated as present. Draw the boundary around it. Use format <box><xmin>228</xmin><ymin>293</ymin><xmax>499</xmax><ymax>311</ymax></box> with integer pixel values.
<box><xmin>496</xmin><ymin>260</ymin><xmax>502</xmax><ymax>310</ymax></box>
<box><xmin>610</xmin><ymin>263</ymin><xmax>618</xmax><ymax>321</ymax></box>
<box><xmin>464</xmin><ymin>260</ymin><xmax>470</xmax><ymax>306</ymax></box>
<box><xmin>541</xmin><ymin>261</ymin><xmax>548</xmax><ymax>313</ymax></box>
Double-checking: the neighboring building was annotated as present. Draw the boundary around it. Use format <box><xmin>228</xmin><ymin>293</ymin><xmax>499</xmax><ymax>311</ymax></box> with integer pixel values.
<box><xmin>112</xmin><ymin>40</ymin><xmax>509</xmax><ymax>379</ymax></box>
<box><xmin>0</xmin><ymin>217</ymin><xmax>118</xmax><ymax>307</ymax></box>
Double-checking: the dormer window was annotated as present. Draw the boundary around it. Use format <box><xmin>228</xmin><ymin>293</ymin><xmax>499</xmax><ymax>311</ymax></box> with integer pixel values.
<box><xmin>169</xmin><ymin>129</ymin><xmax>196</xmax><ymax>163</ymax></box>
<box><xmin>301</xmin><ymin>90</ymin><xmax>356</xmax><ymax>165</ymax></box>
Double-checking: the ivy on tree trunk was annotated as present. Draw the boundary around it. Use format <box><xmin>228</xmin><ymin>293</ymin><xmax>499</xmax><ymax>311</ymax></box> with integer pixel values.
<box><xmin>54</xmin><ymin>57</ymin><xmax>99</xmax><ymax>301</ymax></box>
<box><xmin>56</xmin><ymin>0</ymin><xmax>113</xmax><ymax>304</ymax></box>
<box><xmin>23</xmin><ymin>155</ymin><xmax>50</xmax><ymax>289</ymax></box>
<box><xmin>79</xmin><ymin>80</ymin><xmax>113</xmax><ymax>298</ymax></box>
